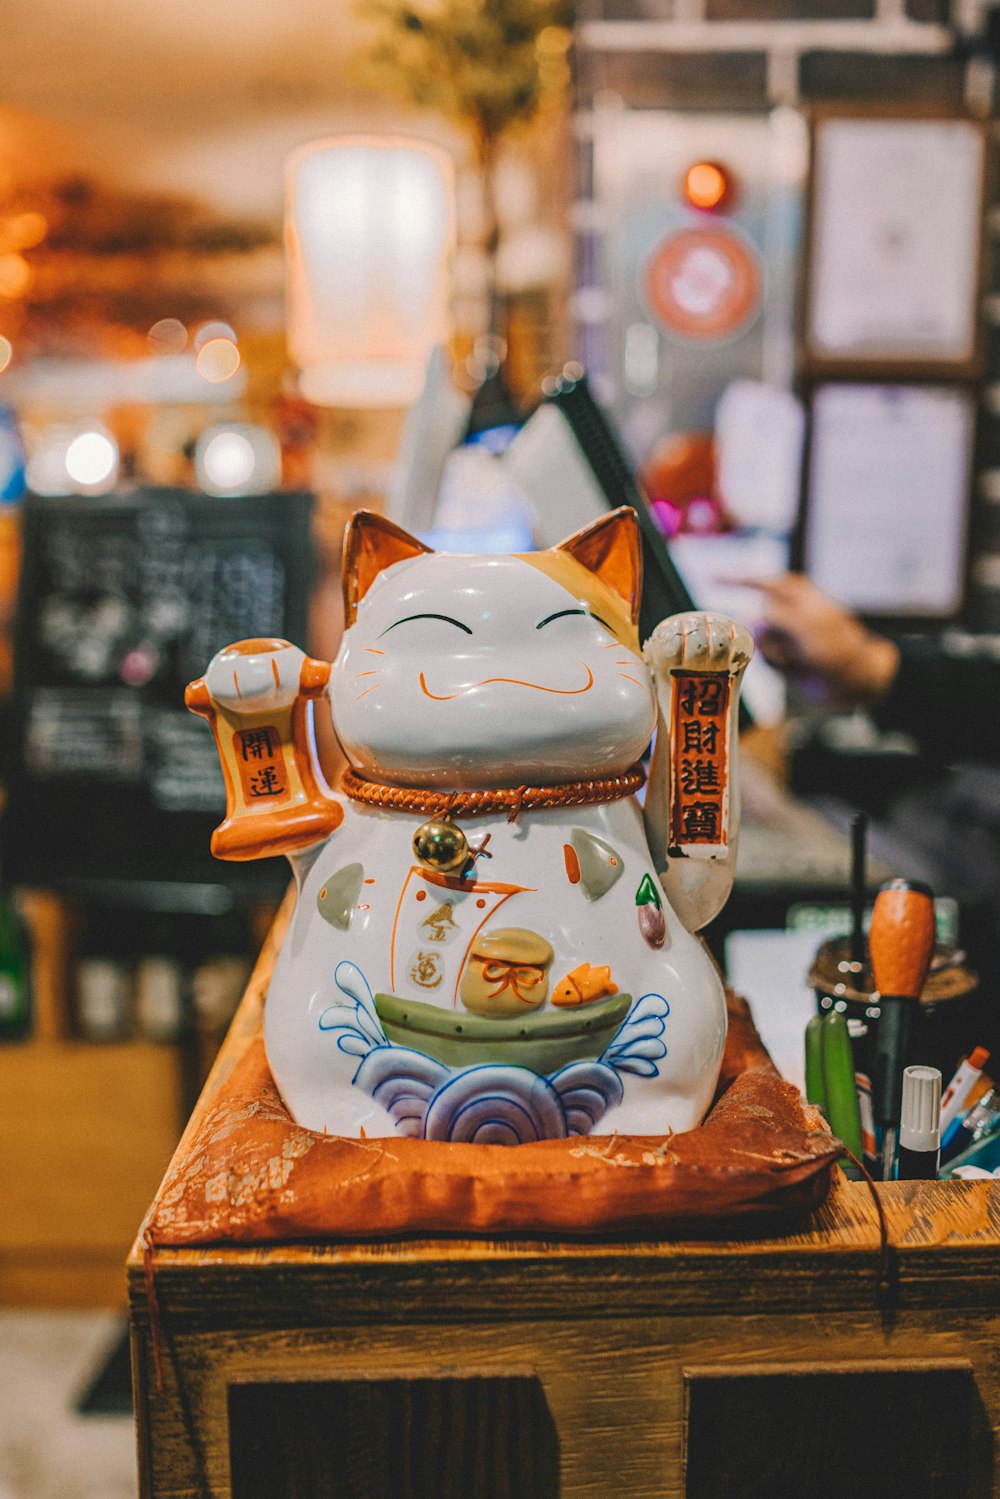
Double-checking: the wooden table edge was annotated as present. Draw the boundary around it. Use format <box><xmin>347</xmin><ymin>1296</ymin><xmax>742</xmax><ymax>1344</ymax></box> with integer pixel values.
<box><xmin>127</xmin><ymin>890</ymin><xmax>1000</xmax><ymax>1282</ymax></box>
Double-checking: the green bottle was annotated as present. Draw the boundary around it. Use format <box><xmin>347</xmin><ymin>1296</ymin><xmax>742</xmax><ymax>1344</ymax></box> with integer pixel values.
<box><xmin>0</xmin><ymin>894</ymin><xmax>31</xmax><ymax>1041</ymax></box>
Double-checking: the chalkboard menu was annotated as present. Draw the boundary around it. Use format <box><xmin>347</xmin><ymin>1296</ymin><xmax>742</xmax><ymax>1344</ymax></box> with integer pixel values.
<box><xmin>4</xmin><ymin>488</ymin><xmax>313</xmax><ymax>901</ymax></box>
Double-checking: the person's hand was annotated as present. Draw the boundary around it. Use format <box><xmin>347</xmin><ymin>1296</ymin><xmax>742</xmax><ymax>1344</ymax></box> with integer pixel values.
<box><xmin>749</xmin><ymin>573</ymin><xmax>899</xmax><ymax>706</ymax></box>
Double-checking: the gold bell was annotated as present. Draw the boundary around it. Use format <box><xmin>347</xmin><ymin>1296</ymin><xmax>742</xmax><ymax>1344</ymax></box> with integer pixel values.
<box><xmin>412</xmin><ymin>815</ymin><xmax>470</xmax><ymax>874</ymax></box>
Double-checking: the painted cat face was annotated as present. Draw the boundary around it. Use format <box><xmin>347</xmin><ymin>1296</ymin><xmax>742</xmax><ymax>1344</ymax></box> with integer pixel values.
<box><xmin>330</xmin><ymin>509</ymin><xmax>657</xmax><ymax>789</ymax></box>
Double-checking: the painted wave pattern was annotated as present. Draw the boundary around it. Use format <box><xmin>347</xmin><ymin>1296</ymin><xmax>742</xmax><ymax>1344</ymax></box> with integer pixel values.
<box><xmin>317</xmin><ymin>960</ymin><xmax>669</xmax><ymax>1144</ymax></box>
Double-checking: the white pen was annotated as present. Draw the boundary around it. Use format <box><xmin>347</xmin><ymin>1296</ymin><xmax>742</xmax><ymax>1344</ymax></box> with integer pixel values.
<box><xmin>940</xmin><ymin>1046</ymin><xmax>990</xmax><ymax>1135</ymax></box>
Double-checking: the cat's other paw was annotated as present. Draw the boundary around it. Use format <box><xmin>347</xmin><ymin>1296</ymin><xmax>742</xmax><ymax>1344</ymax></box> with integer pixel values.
<box><xmin>642</xmin><ymin>612</ymin><xmax>753</xmax><ymax>680</ymax></box>
<box><xmin>202</xmin><ymin>640</ymin><xmax>305</xmax><ymax>713</ymax></box>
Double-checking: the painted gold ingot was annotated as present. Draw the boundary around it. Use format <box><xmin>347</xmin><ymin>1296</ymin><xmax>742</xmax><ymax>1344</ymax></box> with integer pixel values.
<box><xmin>412</xmin><ymin>816</ymin><xmax>470</xmax><ymax>874</ymax></box>
<box><xmin>460</xmin><ymin>928</ymin><xmax>554</xmax><ymax>1017</ymax></box>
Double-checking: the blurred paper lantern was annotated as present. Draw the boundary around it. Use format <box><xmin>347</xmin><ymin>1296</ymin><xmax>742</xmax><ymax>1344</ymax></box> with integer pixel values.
<box><xmin>286</xmin><ymin>136</ymin><xmax>455</xmax><ymax>407</ymax></box>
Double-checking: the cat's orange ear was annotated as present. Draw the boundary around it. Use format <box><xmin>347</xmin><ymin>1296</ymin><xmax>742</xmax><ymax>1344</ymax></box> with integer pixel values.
<box><xmin>556</xmin><ymin>507</ymin><xmax>642</xmax><ymax>625</ymax></box>
<box><xmin>343</xmin><ymin>511</ymin><xmax>432</xmax><ymax>626</ymax></box>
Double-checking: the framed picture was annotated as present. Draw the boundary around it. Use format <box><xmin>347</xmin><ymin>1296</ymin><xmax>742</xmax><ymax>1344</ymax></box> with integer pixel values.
<box><xmin>804</xmin><ymin>111</ymin><xmax>986</xmax><ymax>377</ymax></box>
<box><xmin>802</xmin><ymin>383</ymin><xmax>974</xmax><ymax>619</ymax></box>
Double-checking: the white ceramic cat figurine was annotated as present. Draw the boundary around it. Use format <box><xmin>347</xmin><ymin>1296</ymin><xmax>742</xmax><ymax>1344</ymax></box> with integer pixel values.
<box><xmin>187</xmin><ymin>507</ymin><xmax>753</xmax><ymax>1142</ymax></box>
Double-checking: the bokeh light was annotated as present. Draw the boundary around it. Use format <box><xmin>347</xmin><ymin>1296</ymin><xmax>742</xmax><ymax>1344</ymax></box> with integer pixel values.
<box><xmin>147</xmin><ymin>317</ymin><xmax>188</xmax><ymax>354</ymax></box>
<box><xmin>25</xmin><ymin>430</ymin><xmax>72</xmax><ymax>496</ymax></box>
<box><xmin>194</xmin><ymin>423</ymin><xmax>281</xmax><ymax>496</ymax></box>
<box><xmin>65</xmin><ymin>429</ymin><xmax>119</xmax><ymax>490</ymax></box>
<box><xmin>0</xmin><ymin>254</ymin><xmax>31</xmax><ymax>299</ymax></box>
<box><xmin>28</xmin><ymin>424</ymin><xmax>119</xmax><ymax>495</ymax></box>
<box><xmin>193</xmin><ymin>321</ymin><xmax>237</xmax><ymax>352</ymax></box>
<box><xmin>202</xmin><ymin>430</ymin><xmax>254</xmax><ymax>490</ymax></box>
<box><xmin>196</xmin><ymin>338</ymin><xmax>241</xmax><ymax>383</ymax></box>
<box><xmin>0</xmin><ymin>338</ymin><xmax>12</xmax><ymax>374</ymax></box>
<box><xmin>5</xmin><ymin>212</ymin><xmax>47</xmax><ymax>250</ymax></box>
<box><xmin>683</xmin><ymin>161</ymin><xmax>733</xmax><ymax>212</ymax></box>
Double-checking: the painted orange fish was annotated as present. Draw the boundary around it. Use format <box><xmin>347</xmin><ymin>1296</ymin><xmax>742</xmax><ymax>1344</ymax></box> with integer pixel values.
<box><xmin>551</xmin><ymin>962</ymin><xmax>618</xmax><ymax>1008</ymax></box>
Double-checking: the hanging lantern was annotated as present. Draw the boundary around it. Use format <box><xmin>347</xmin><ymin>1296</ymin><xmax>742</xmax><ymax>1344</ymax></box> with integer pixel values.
<box><xmin>286</xmin><ymin>136</ymin><xmax>455</xmax><ymax>408</ymax></box>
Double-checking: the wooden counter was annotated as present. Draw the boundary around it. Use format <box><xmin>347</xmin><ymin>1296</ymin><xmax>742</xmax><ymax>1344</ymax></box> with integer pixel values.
<box><xmin>127</xmin><ymin>905</ymin><xmax>1000</xmax><ymax>1499</ymax></box>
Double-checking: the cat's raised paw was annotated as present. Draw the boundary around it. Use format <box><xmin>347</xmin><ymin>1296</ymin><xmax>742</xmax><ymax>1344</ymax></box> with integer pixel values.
<box><xmin>203</xmin><ymin>640</ymin><xmax>305</xmax><ymax>713</ymax></box>
<box><xmin>642</xmin><ymin>612</ymin><xmax>753</xmax><ymax>681</ymax></box>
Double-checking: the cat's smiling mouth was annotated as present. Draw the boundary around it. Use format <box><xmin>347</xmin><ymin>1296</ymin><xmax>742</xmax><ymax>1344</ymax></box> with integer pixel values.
<box><xmin>418</xmin><ymin>661</ymin><xmax>595</xmax><ymax>700</ymax></box>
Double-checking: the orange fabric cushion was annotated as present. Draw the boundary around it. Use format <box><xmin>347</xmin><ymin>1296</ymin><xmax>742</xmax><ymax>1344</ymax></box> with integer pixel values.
<box><xmin>146</xmin><ymin>992</ymin><xmax>838</xmax><ymax>1245</ymax></box>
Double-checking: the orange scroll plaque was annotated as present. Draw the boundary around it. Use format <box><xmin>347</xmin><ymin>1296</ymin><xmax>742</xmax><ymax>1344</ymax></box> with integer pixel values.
<box><xmin>186</xmin><ymin>640</ymin><xmax>342</xmax><ymax>862</ymax></box>
<box><xmin>668</xmin><ymin>671</ymin><xmax>730</xmax><ymax>854</ymax></box>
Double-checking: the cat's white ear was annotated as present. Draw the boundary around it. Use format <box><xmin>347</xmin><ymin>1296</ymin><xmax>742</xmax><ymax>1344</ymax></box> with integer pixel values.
<box><xmin>555</xmin><ymin>506</ymin><xmax>642</xmax><ymax>626</ymax></box>
<box><xmin>342</xmin><ymin>510</ymin><xmax>432</xmax><ymax>626</ymax></box>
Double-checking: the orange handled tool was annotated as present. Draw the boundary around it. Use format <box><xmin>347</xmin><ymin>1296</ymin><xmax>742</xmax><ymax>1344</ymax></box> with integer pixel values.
<box><xmin>869</xmin><ymin>878</ymin><xmax>936</xmax><ymax>1179</ymax></box>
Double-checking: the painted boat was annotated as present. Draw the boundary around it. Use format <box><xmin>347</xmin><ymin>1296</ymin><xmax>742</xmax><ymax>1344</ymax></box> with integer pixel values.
<box><xmin>373</xmin><ymin>990</ymin><xmax>633</xmax><ymax>1073</ymax></box>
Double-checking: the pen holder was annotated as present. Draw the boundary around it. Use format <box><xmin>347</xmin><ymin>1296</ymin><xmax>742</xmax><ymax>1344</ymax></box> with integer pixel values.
<box><xmin>809</xmin><ymin>936</ymin><xmax>979</xmax><ymax>1085</ymax></box>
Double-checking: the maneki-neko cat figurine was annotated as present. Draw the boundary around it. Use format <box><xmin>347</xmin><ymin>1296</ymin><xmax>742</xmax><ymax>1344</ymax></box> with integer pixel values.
<box><xmin>187</xmin><ymin>507</ymin><xmax>752</xmax><ymax>1143</ymax></box>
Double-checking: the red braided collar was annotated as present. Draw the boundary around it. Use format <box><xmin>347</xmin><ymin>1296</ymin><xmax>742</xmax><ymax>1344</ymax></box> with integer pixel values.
<box><xmin>340</xmin><ymin>765</ymin><xmax>645</xmax><ymax>820</ymax></box>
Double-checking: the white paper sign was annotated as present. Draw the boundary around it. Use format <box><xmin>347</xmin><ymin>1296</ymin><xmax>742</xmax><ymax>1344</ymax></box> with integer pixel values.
<box><xmin>809</xmin><ymin>118</ymin><xmax>982</xmax><ymax>362</ymax></box>
<box><xmin>715</xmin><ymin>379</ymin><xmax>805</xmax><ymax>531</ymax></box>
<box><xmin>805</xmin><ymin>384</ymin><xmax>972</xmax><ymax>615</ymax></box>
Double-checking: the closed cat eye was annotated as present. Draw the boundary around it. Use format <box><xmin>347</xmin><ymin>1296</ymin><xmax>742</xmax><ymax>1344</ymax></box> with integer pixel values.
<box><xmin>379</xmin><ymin>613</ymin><xmax>473</xmax><ymax>637</ymax></box>
<box><xmin>536</xmin><ymin>607</ymin><xmax>615</xmax><ymax>634</ymax></box>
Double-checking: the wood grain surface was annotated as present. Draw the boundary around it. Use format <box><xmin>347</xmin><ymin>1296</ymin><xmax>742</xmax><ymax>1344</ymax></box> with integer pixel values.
<box><xmin>127</xmin><ymin>895</ymin><xmax>1000</xmax><ymax>1499</ymax></box>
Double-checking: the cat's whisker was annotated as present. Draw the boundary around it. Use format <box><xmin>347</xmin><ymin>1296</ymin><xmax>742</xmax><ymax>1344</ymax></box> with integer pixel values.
<box><xmin>618</xmin><ymin>672</ymin><xmax>646</xmax><ymax>688</ymax></box>
<box><xmin>362</xmin><ymin>647</ymin><xmax>386</xmax><ymax>656</ymax></box>
<box><xmin>352</xmin><ymin>669</ymin><xmax>381</xmax><ymax>681</ymax></box>
<box><xmin>354</xmin><ymin>684</ymin><xmax>381</xmax><ymax>701</ymax></box>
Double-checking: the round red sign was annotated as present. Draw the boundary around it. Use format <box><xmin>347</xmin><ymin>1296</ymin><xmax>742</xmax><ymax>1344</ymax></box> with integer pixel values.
<box><xmin>643</xmin><ymin>226</ymin><xmax>761</xmax><ymax>343</ymax></box>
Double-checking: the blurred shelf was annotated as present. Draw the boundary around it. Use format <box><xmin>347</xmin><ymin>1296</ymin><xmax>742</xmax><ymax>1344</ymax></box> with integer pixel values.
<box><xmin>45</xmin><ymin>877</ymin><xmax>264</xmax><ymax>915</ymax></box>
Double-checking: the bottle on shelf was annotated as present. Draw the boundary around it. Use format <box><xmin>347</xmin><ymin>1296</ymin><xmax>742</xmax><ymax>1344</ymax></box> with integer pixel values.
<box><xmin>134</xmin><ymin>914</ymin><xmax>187</xmax><ymax>1043</ymax></box>
<box><xmin>75</xmin><ymin>958</ymin><xmax>131</xmax><ymax>1042</ymax></box>
<box><xmin>134</xmin><ymin>955</ymin><xmax>186</xmax><ymax>1044</ymax></box>
<box><xmin>73</xmin><ymin>908</ymin><xmax>132</xmax><ymax>1042</ymax></box>
<box><xmin>0</xmin><ymin>891</ymin><xmax>31</xmax><ymax>1042</ymax></box>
